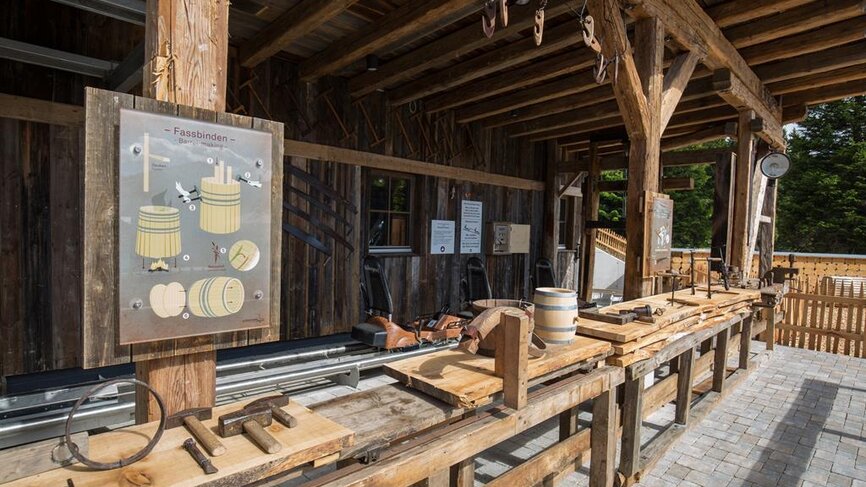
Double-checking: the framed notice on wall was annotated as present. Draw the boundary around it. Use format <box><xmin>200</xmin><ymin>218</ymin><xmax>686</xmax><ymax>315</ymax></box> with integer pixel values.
<box><xmin>644</xmin><ymin>191</ymin><xmax>674</xmax><ymax>274</ymax></box>
<box><xmin>430</xmin><ymin>220</ymin><xmax>455</xmax><ymax>254</ymax></box>
<box><xmin>117</xmin><ymin>109</ymin><xmax>274</xmax><ymax>344</ymax></box>
<box><xmin>460</xmin><ymin>200</ymin><xmax>483</xmax><ymax>254</ymax></box>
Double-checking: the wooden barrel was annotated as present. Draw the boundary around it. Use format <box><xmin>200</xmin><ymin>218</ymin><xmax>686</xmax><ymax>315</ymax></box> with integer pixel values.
<box><xmin>199</xmin><ymin>177</ymin><xmax>241</xmax><ymax>234</ymax></box>
<box><xmin>470</xmin><ymin>299</ymin><xmax>534</xmax><ymax>356</ymax></box>
<box><xmin>532</xmin><ymin>288</ymin><xmax>578</xmax><ymax>345</ymax></box>
<box><xmin>188</xmin><ymin>277</ymin><xmax>245</xmax><ymax>318</ymax></box>
<box><xmin>135</xmin><ymin>205</ymin><xmax>181</xmax><ymax>258</ymax></box>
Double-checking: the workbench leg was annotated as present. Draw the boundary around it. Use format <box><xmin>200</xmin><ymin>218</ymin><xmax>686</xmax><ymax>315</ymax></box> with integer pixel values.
<box><xmin>699</xmin><ymin>338</ymin><xmax>712</xmax><ymax>355</ymax></box>
<box><xmin>590</xmin><ymin>387</ymin><xmax>618</xmax><ymax>487</ymax></box>
<box><xmin>674</xmin><ymin>348</ymin><xmax>695</xmax><ymax>425</ymax></box>
<box><xmin>559</xmin><ymin>407</ymin><xmax>579</xmax><ymax>441</ymax></box>
<box><xmin>766</xmin><ymin>307</ymin><xmax>776</xmax><ymax>351</ymax></box>
<box><xmin>618</xmin><ymin>376</ymin><xmax>643</xmax><ymax>485</ymax></box>
<box><xmin>712</xmin><ymin>328</ymin><xmax>730</xmax><ymax>393</ymax></box>
<box><xmin>449</xmin><ymin>458</ymin><xmax>474</xmax><ymax>487</ymax></box>
<box><xmin>668</xmin><ymin>357</ymin><xmax>679</xmax><ymax>375</ymax></box>
<box><xmin>413</xmin><ymin>469</ymin><xmax>449</xmax><ymax>487</ymax></box>
<box><xmin>739</xmin><ymin>317</ymin><xmax>752</xmax><ymax>370</ymax></box>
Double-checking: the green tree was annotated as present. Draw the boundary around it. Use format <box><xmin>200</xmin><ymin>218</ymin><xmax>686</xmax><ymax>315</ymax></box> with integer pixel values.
<box><xmin>777</xmin><ymin>96</ymin><xmax>866</xmax><ymax>253</ymax></box>
<box><xmin>665</xmin><ymin>164</ymin><xmax>714</xmax><ymax>248</ymax></box>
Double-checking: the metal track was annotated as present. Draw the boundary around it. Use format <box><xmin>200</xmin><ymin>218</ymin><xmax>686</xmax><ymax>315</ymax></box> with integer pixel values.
<box><xmin>0</xmin><ymin>340</ymin><xmax>454</xmax><ymax>449</ymax></box>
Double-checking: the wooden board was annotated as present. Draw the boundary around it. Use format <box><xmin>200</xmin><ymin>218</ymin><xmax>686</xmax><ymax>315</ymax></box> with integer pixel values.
<box><xmin>384</xmin><ymin>337</ymin><xmax>611</xmax><ymax>408</ymax></box>
<box><xmin>5</xmin><ymin>395</ymin><xmax>353</xmax><ymax>487</ymax></box>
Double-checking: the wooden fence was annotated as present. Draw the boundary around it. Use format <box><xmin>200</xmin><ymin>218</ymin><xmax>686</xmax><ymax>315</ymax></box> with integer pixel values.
<box><xmin>670</xmin><ymin>250</ymin><xmax>866</xmax><ymax>283</ymax></box>
<box><xmin>775</xmin><ymin>277</ymin><xmax>866</xmax><ymax>357</ymax></box>
<box><xmin>596</xmin><ymin>229</ymin><xmax>627</xmax><ymax>261</ymax></box>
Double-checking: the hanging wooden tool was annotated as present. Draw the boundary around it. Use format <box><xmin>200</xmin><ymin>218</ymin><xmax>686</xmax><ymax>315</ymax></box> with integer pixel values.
<box><xmin>317</xmin><ymin>89</ymin><xmax>355</xmax><ymax>143</ymax></box>
<box><xmin>499</xmin><ymin>0</ymin><xmax>509</xmax><ymax>26</ymax></box>
<box><xmin>283</xmin><ymin>201</ymin><xmax>355</xmax><ymax>252</ymax></box>
<box><xmin>353</xmin><ymin>98</ymin><xmax>386</xmax><ymax>148</ymax></box>
<box><xmin>288</xmin><ymin>186</ymin><xmax>353</xmax><ymax>227</ymax></box>
<box><xmin>283</xmin><ymin>222</ymin><xmax>332</xmax><ymax>256</ymax></box>
<box><xmin>286</xmin><ymin>163</ymin><xmax>358</xmax><ymax>213</ymax></box>
<box><xmin>482</xmin><ymin>0</ymin><xmax>497</xmax><ymax>38</ymax></box>
<box><xmin>534</xmin><ymin>0</ymin><xmax>547</xmax><ymax>45</ymax></box>
<box><xmin>393</xmin><ymin>110</ymin><xmax>416</xmax><ymax>157</ymax></box>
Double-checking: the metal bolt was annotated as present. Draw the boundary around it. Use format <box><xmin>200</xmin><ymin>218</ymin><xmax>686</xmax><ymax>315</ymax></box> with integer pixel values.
<box><xmin>132</xmin><ymin>144</ymin><xmax>142</xmax><ymax>155</ymax></box>
<box><xmin>254</xmin><ymin>290</ymin><xmax>264</xmax><ymax>300</ymax></box>
<box><xmin>255</xmin><ymin>159</ymin><xmax>263</xmax><ymax>168</ymax></box>
<box><xmin>131</xmin><ymin>299</ymin><xmax>143</xmax><ymax>310</ymax></box>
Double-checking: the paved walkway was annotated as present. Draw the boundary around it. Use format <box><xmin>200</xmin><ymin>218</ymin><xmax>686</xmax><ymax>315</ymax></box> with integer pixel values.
<box><xmin>639</xmin><ymin>345</ymin><xmax>866</xmax><ymax>487</ymax></box>
<box><xmin>284</xmin><ymin>344</ymin><xmax>866</xmax><ymax>486</ymax></box>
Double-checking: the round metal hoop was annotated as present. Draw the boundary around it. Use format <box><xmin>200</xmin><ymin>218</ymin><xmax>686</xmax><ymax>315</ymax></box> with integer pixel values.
<box><xmin>64</xmin><ymin>378</ymin><xmax>167</xmax><ymax>470</ymax></box>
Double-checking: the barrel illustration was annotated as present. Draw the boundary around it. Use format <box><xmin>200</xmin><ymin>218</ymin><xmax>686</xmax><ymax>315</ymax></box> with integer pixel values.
<box><xmin>149</xmin><ymin>282</ymin><xmax>186</xmax><ymax>318</ymax></box>
<box><xmin>188</xmin><ymin>277</ymin><xmax>245</xmax><ymax>318</ymax></box>
<box><xmin>532</xmin><ymin>288</ymin><xmax>578</xmax><ymax>345</ymax></box>
<box><xmin>200</xmin><ymin>160</ymin><xmax>241</xmax><ymax>234</ymax></box>
<box><xmin>135</xmin><ymin>205</ymin><xmax>181</xmax><ymax>271</ymax></box>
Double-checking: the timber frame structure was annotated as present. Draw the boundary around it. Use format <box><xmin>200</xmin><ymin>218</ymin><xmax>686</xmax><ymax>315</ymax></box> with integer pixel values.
<box><xmin>0</xmin><ymin>0</ymin><xmax>865</xmax><ymax>484</ymax></box>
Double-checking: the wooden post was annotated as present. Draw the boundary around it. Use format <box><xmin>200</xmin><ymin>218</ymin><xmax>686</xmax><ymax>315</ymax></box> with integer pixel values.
<box><xmin>450</xmin><ymin>409</ymin><xmax>477</xmax><ymax>487</ymax></box>
<box><xmin>581</xmin><ymin>142</ymin><xmax>601</xmax><ymax>302</ymax></box>
<box><xmin>730</xmin><ymin>110</ymin><xmax>755</xmax><ymax>275</ymax></box>
<box><xmin>136</xmin><ymin>0</ymin><xmax>230</xmax><ymax>420</ymax></box>
<box><xmin>495</xmin><ymin>311</ymin><xmax>529</xmax><ymax>410</ymax></box>
<box><xmin>766</xmin><ymin>306</ymin><xmax>776</xmax><ymax>351</ymax></box>
<box><xmin>712</xmin><ymin>152</ymin><xmax>735</xmax><ymax>264</ymax></box>
<box><xmin>739</xmin><ymin>317</ymin><xmax>752</xmax><ymax>369</ymax></box>
<box><xmin>543</xmin><ymin>142</ymin><xmax>560</xmax><ymax>269</ymax></box>
<box><xmin>619</xmin><ymin>375</ymin><xmax>644</xmax><ymax>485</ymax></box>
<box><xmin>623</xmin><ymin>17</ymin><xmax>664</xmax><ymax>300</ymax></box>
<box><xmin>674</xmin><ymin>348</ymin><xmax>695</xmax><ymax>425</ymax></box>
<box><xmin>712</xmin><ymin>327</ymin><xmax>730</xmax><ymax>393</ymax></box>
<box><xmin>758</xmin><ymin>179</ymin><xmax>778</xmax><ymax>279</ymax></box>
<box><xmin>590</xmin><ymin>387</ymin><xmax>617</xmax><ymax>487</ymax></box>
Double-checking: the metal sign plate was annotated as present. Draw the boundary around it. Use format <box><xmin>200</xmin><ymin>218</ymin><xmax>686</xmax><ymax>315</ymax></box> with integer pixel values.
<box><xmin>647</xmin><ymin>194</ymin><xmax>674</xmax><ymax>273</ymax></box>
<box><xmin>118</xmin><ymin>109</ymin><xmax>272</xmax><ymax>344</ymax></box>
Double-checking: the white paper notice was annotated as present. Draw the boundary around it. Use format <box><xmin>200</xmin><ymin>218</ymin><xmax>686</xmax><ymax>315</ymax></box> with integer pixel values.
<box><xmin>430</xmin><ymin>220</ymin><xmax>455</xmax><ymax>254</ymax></box>
<box><xmin>460</xmin><ymin>200</ymin><xmax>483</xmax><ymax>254</ymax></box>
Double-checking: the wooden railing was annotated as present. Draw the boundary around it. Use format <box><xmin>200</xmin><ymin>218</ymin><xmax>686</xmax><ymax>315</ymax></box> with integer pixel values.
<box><xmin>775</xmin><ymin>277</ymin><xmax>866</xmax><ymax>357</ymax></box>
<box><xmin>596</xmin><ymin>228</ymin><xmax>627</xmax><ymax>261</ymax></box>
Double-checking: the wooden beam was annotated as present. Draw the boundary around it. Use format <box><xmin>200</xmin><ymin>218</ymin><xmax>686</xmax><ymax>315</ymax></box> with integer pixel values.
<box><xmin>661</xmin><ymin>122</ymin><xmax>737</xmax><ymax>151</ymax></box>
<box><xmin>721</xmin><ymin>0</ymin><xmax>866</xmax><ymax>49</ymax></box>
<box><xmin>587</xmin><ymin>0</ymin><xmax>651</xmax><ymax>140</ymax></box>
<box><xmin>729</xmin><ymin>110</ymin><xmax>755</xmax><ymax>275</ymax></box>
<box><xmin>0</xmin><ymin>93</ymin><xmax>84</xmax><ymax>126</ymax></box>
<box><xmin>744</xmin><ymin>143</ymin><xmax>770</xmax><ymax>279</ymax></box>
<box><xmin>348</xmin><ymin>3</ymin><xmax>573</xmax><ymax>98</ymax></box>
<box><xmin>781</xmin><ymin>79</ymin><xmax>866</xmax><ymax>108</ymax></box>
<box><xmin>713</xmin><ymin>69</ymin><xmax>784</xmax><ymax>150</ymax></box>
<box><xmin>283</xmin><ymin>139</ymin><xmax>543</xmax><ymax>191</ymax></box>
<box><xmin>590</xmin><ymin>387</ymin><xmax>618</xmax><ymax>487</ymax></box>
<box><xmin>754</xmin><ymin>40</ymin><xmax>866</xmax><ymax>84</ymax></box>
<box><xmin>543</xmin><ymin>142</ymin><xmax>561</xmax><ymax>265</ymax></box>
<box><xmin>739</xmin><ymin>15</ymin><xmax>866</xmax><ymax>65</ymax></box>
<box><xmin>388</xmin><ymin>21</ymin><xmax>584</xmax><ymax>106</ymax></box>
<box><xmin>558</xmin><ymin>172</ymin><xmax>586</xmax><ymax>199</ymax></box>
<box><xmin>661</xmin><ymin>51</ymin><xmax>702</xmax><ymax>132</ymax></box>
<box><xmin>598</xmin><ymin>177</ymin><xmax>694</xmax><ymax>193</ymax></box>
<box><xmin>458</xmin><ymin>70</ymin><xmax>600</xmax><ymax>125</ymax></box>
<box><xmin>424</xmin><ymin>51</ymin><xmax>592</xmax><ymax>114</ymax></box>
<box><xmin>782</xmin><ymin>105</ymin><xmax>808</xmax><ymax>124</ymax></box>
<box><xmin>560</xmin><ymin>148</ymin><xmax>732</xmax><ymax>173</ymax></box>
<box><xmin>706</xmin><ymin>0</ymin><xmax>813</xmax><ymax>28</ymax></box>
<box><xmin>239</xmin><ymin>0</ymin><xmax>358</xmax><ymax>69</ymax></box>
<box><xmin>581</xmin><ymin>143</ymin><xmax>601</xmax><ymax>302</ymax></box>
<box><xmin>627</xmin><ymin>0</ymin><xmax>781</xmax><ymax>141</ymax></box>
<box><xmin>298</xmin><ymin>0</ymin><xmax>475</xmax><ymax>81</ymax></box>
<box><xmin>674</xmin><ymin>348</ymin><xmax>695</xmax><ymax>425</ymax></box>
<box><xmin>712</xmin><ymin>151</ymin><xmax>736</xmax><ymax>265</ymax></box>
<box><xmin>770</xmin><ymin>64</ymin><xmax>866</xmax><ymax>97</ymax></box>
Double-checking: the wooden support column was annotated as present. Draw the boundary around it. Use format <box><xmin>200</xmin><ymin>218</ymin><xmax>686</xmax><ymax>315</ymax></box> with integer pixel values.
<box><xmin>712</xmin><ymin>327</ymin><xmax>730</xmax><ymax>393</ymax></box>
<box><xmin>495</xmin><ymin>311</ymin><xmax>529</xmax><ymax>410</ymax></box>
<box><xmin>581</xmin><ymin>142</ymin><xmax>601</xmax><ymax>301</ymax></box>
<box><xmin>758</xmin><ymin>179</ymin><xmax>778</xmax><ymax>279</ymax></box>
<box><xmin>674</xmin><ymin>348</ymin><xmax>695</xmax><ymax>425</ymax></box>
<box><xmin>730</xmin><ymin>110</ymin><xmax>755</xmax><ymax>276</ymax></box>
<box><xmin>543</xmin><ymin>142</ymin><xmax>560</xmax><ymax>269</ymax></box>
<box><xmin>711</xmin><ymin>152</ymin><xmax>735</xmax><ymax>264</ymax></box>
<box><xmin>136</xmin><ymin>0</ymin><xmax>229</xmax><ymax>420</ymax></box>
<box><xmin>618</xmin><ymin>376</ymin><xmax>644</xmax><ymax>484</ymax></box>
<box><xmin>766</xmin><ymin>306</ymin><xmax>777</xmax><ymax>351</ymax></box>
<box><xmin>590</xmin><ymin>387</ymin><xmax>618</xmax><ymax>487</ymax></box>
<box><xmin>739</xmin><ymin>317</ymin><xmax>752</xmax><ymax>370</ymax></box>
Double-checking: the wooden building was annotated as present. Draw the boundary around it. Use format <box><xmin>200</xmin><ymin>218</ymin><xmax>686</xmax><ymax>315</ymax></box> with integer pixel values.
<box><xmin>1</xmin><ymin>0</ymin><xmax>865</xmax><ymax>414</ymax></box>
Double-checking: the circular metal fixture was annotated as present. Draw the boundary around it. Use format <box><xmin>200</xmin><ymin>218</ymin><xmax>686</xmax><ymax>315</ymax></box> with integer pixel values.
<box><xmin>759</xmin><ymin>152</ymin><xmax>791</xmax><ymax>179</ymax></box>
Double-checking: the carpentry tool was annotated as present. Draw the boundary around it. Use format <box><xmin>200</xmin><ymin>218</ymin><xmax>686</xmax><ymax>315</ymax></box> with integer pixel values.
<box><xmin>705</xmin><ymin>256</ymin><xmax>731</xmax><ymax>298</ymax></box>
<box><xmin>245</xmin><ymin>395</ymin><xmax>298</xmax><ymax>428</ymax></box>
<box><xmin>283</xmin><ymin>222</ymin><xmax>332</xmax><ymax>256</ymax></box>
<box><xmin>657</xmin><ymin>270</ymin><xmax>682</xmax><ymax>306</ymax></box>
<box><xmin>285</xmin><ymin>163</ymin><xmax>358</xmax><ymax>213</ymax></box>
<box><xmin>182</xmin><ymin>438</ymin><xmax>218</xmax><ymax>475</ymax></box>
<box><xmin>317</xmin><ymin>89</ymin><xmax>355</xmax><ymax>143</ymax></box>
<box><xmin>354</xmin><ymin>99</ymin><xmax>386</xmax><ymax>148</ymax></box>
<box><xmin>217</xmin><ymin>405</ymin><xmax>282</xmax><ymax>454</ymax></box>
<box><xmin>580</xmin><ymin>304</ymin><xmax>662</xmax><ymax>325</ymax></box>
<box><xmin>283</xmin><ymin>201</ymin><xmax>355</xmax><ymax>252</ymax></box>
<box><xmin>166</xmin><ymin>408</ymin><xmax>226</xmax><ymax>457</ymax></box>
<box><xmin>762</xmin><ymin>253</ymin><xmax>799</xmax><ymax>287</ymax></box>
<box><xmin>499</xmin><ymin>0</ymin><xmax>509</xmax><ymax>26</ymax></box>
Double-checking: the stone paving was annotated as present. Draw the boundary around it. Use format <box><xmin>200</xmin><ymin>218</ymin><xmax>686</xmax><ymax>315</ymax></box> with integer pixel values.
<box><xmin>282</xmin><ymin>343</ymin><xmax>866</xmax><ymax>486</ymax></box>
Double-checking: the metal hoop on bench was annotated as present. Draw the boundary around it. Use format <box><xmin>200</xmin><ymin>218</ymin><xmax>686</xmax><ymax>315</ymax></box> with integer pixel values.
<box><xmin>64</xmin><ymin>378</ymin><xmax>167</xmax><ymax>470</ymax></box>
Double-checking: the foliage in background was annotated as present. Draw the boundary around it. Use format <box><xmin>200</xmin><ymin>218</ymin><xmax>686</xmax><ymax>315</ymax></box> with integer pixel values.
<box><xmin>777</xmin><ymin>97</ymin><xmax>866</xmax><ymax>253</ymax></box>
<box><xmin>598</xmin><ymin>170</ymin><xmax>625</xmax><ymax>222</ymax></box>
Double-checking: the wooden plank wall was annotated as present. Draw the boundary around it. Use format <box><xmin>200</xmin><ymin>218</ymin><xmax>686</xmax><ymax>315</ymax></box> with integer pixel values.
<box><xmin>671</xmin><ymin>250</ymin><xmax>866</xmax><ymax>283</ymax></box>
<box><xmin>235</xmin><ymin>57</ymin><xmax>546</xmax><ymax>335</ymax></box>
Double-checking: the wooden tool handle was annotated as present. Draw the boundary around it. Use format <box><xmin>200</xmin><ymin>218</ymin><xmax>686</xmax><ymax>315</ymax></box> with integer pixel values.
<box><xmin>270</xmin><ymin>407</ymin><xmax>298</xmax><ymax>428</ymax></box>
<box><xmin>243</xmin><ymin>420</ymin><xmax>282</xmax><ymax>454</ymax></box>
<box><xmin>184</xmin><ymin>416</ymin><xmax>227</xmax><ymax>457</ymax></box>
